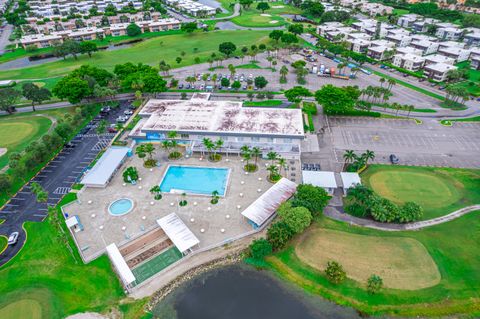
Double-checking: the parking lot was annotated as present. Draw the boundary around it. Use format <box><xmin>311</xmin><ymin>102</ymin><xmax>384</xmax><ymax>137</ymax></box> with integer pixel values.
<box><xmin>329</xmin><ymin>117</ymin><xmax>480</xmax><ymax>168</ymax></box>
<box><xmin>0</xmin><ymin>100</ymin><xmax>134</xmax><ymax>266</ymax></box>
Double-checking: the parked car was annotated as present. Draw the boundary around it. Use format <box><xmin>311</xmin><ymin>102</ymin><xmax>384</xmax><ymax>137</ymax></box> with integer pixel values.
<box><xmin>108</xmin><ymin>124</ymin><xmax>118</xmax><ymax>133</ymax></box>
<box><xmin>8</xmin><ymin>232</ymin><xmax>19</xmax><ymax>245</ymax></box>
<box><xmin>389</xmin><ymin>154</ymin><xmax>399</xmax><ymax>164</ymax></box>
<box><xmin>186</xmin><ymin>84</ymin><xmax>191</xmax><ymax>89</ymax></box>
<box><xmin>124</xmin><ymin>110</ymin><xmax>133</xmax><ymax>116</ymax></box>
<box><xmin>178</xmin><ymin>83</ymin><xmax>184</xmax><ymax>89</ymax></box>
<box><xmin>116</xmin><ymin>116</ymin><xmax>128</xmax><ymax>123</ymax></box>
<box><xmin>100</xmin><ymin>106</ymin><xmax>111</xmax><ymax>114</ymax></box>
<box><xmin>64</xmin><ymin>142</ymin><xmax>75</xmax><ymax>148</ymax></box>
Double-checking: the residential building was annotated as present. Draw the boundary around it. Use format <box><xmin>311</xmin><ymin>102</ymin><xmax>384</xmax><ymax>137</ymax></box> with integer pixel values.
<box><xmin>129</xmin><ymin>93</ymin><xmax>305</xmax><ymax>158</ymax></box>
<box><xmin>164</xmin><ymin>0</ymin><xmax>216</xmax><ymax>16</ymax></box>
<box><xmin>438</xmin><ymin>41</ymin><xmax>466</xmax><ymax>50</ymax></box>
<box><xmin>348</xmin><ymin>39</ymin><xmax>371</xmax><ymax>53</ymax></box>
<box><xmin>360</xmin><ymin>2</ymin><xmax>393</xmax><ymax>16</ymax></box>
<box><xmin>367</xmin><ymin>45</ymin><xmax>394</xmax><ymax>60</ymax></box>
<box><xmin>392</xmin><ymin>53</ymin><xmax>426</xmax><ymax>71</ymax></box>
<box><xmin>385</xmin><ymin>33</ymin><xmax>412</xmax><ymax>47</ymax></box>
<box><xmin>424</xmin><ymin>63</ymin><xmax>457</xmax><ymax>81</ymax></box>
<box><xmin>347</xmin><ymin>32</ymin><xmax>372</xmax><ymax>41</ymax></box>
<box><xmin>424</xmin><ymin>54</ymin><xmax>456</xmax><ymax>66</ymax></box>
<box><xmin>436</xmin><ymin>26</ymin><xmax>464</xmax><ymax>41</ymax></box>
<box><xmin>316</xmin><ymin>22</ymin><xmax>343</xmax><ymax>37</ymax></box>
<box><xmin>351</xmin><ymin>19</ymin><xmax>377</xmax><ymax>32</ymax></box>
<box><xmin>410</xmin><ymin>40</ymin><xmax>439</xmax><ymax>55</ymax></box>
<box><xmin>396</xmin><ymin>46</ymin><xmax>423</xmax><ymax>56</ymax></box>
<box><xmin>469</xmin><ymin>48</ymin><xmax>480</xmax><ymax>69</ymax></box>
<box><xmin>397</xmin><ymin>14</ymin><xmax>421</xmax><ymax>28</ymax></box>
<box><xmin>438</xmin><ymin>46</ymin><xmax>472</xmax><ymax>62</ymax></box>
<box><xmin>412</xmin><ymin>18</ymin><xmax>440</xmax><ymax>33</ymax></box>
<box><xmin>464</xmin><ymin>31</ymin><xmax>480</xmax><ymax>47</ymax></box>
<box><xmin>28</xmin><ymin>0</ymin><xmax>144</xmax><ymax>17</ymax></box>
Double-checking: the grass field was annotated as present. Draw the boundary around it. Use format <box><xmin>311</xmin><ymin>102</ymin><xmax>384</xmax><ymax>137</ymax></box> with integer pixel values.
<box><xmin>0</xmin><ymin>236</ymin><xmax>7</xmax><ymax>254</ymax></box>
<box><xmin>296</xmin><ymin>228</ymin><xmax>440</xmax><ymax>290</ymax></box>
<box><xmin>451</xmin><ymin>61</ymin><xmax>480</xmax><ymax>96</ymax></box>
<box><xmin>243</xmin><ymin>99</ymin><xmax>283</xmax><ymax>107</ymax></box>
<box><xmin>0</xmin><ymin>194</ymin><xmax>124</xmax><ymax>318</ymax></box>
<box><xmin>0</xmin><ymin>31</ymin><xmax>270</xmax><ymax>81</ymax></box>
<box><xmin>231</xmin><ymin>2</ymin><xmax>301</xmax><ymax>27</ymax></box>
<box><xmin>450</xmin><ymin>116</ymin><xmax>480</xmax><ymax>122</ymax></box>
<box><xmin>361</xmin><ymin>165</ymin><xmax>480</xmax><ymax>220</ymax></box>
<box><xmin>0</xmin><ymin>114</ymin><xmax>53</xmax><ymax>169</ymax></box>
<box><xmin>267</xmin><ymin>211</ymin><xmax>480</xmax><ymax>316</ymax></box>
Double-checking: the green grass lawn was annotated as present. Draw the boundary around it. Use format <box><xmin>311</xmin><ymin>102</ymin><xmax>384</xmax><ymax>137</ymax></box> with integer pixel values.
<box><xmin>452</xmin><ymin>62</ymin><xmax>480</xmax><ymax>96</ymax></box>
<box><xmin>361</xmin><ymin>165</ymin><xmax>480</xmax><ymax>220</ymax></box>
<box><xmin>0</xmin><ymin>31</ymin><xmax>270</xmax><ymax>81</ymax></box>
<box><xmin>0</xmin><ymin>194</ymin><xmax>125</xmax><ymax>319</ymax></box>
<box><xmin>450</xmin><ymin>116</ymin><xmax>480</xmax><ymax>122</ymax></box>
<box><xmin>243</xmin><ymin>99</ymin><xmax>283</xmax><ymax>107</ymax></box>
<box><xmin>231</xmin><ymin>2</ymin><xmax>302</xmax><ymax>27</ymax></box>
<box><xmin>0</xmin><ymin>114</ymin><xmax>53</xmax><ymax>169</ymax></box>
<box><xmin>267</xmin><ymin>211</ymin><xmax>480</xmax><ymax>316</ymax></box>
<box><xmin>0</xmin><ymin>236</ymin><xmax>7</xmax><ymax>254</ymax></box>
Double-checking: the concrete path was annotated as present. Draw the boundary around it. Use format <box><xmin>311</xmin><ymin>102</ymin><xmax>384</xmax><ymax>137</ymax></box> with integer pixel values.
<box><xmin>325</xmin><ymin>204</ymin><xmax>480</xmax><ymax>232</ymax></box>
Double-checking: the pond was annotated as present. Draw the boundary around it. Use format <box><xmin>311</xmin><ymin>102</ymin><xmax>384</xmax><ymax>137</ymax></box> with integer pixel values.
<box><xmin>151</xmin><ymin>264</ymin><xmax>370</xmax><ymax>319</ymax></box>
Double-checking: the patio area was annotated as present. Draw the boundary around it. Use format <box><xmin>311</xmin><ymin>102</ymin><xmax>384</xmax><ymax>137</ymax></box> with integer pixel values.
<box><xmin>64</xmin><ymin>151</ymin><xmax>299</xmax><ymax>262</ymax></box>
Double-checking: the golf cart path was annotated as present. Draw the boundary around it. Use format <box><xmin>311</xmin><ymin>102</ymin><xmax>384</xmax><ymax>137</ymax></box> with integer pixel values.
<box><xmin>325</xmin><ymin>204</ymin><xmax>480</xmax><ymax>231</ymax></box>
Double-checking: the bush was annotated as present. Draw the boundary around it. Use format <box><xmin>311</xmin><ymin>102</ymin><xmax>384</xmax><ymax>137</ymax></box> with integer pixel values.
<box><xmin>123</xmin><ymin>166</ymin><xmax>138</xmax><ymax>183</ymax></box>
<box><xmin>325</xmin><ymin>261</ymin><xmax>346</xmax><ymax>284</ymax></box>
<box><xmin>399</xmin><ymin>201</ymin><xmax>423</xmax><ymax>223</ymax></box>
<box><xmin>144</xmin><ymin>159</ymin><xmax>157</xmax><ymax>168</ymax></box>
<box><xmin>367</xmin><ymin>274</ymin><xmax>383</xmax><ymax>294</ymax></box>
<box><xmin>302</xmin><ymin>102</ymin><xmax>317</xmax><ymax>115</ymax></box>
<box><xmin>267</xmin><ymin>221</ymin><xmax>295</xmax><ymax>251</ymax></box>
<box><xmin>244</xmin><ymin>163</ymin><xmax>258</xmax><ymax>172</ymax></box>
<box><xmin>291</xmin><ymin>184</ymin><xmax>329</xmax><ymax>217</ymax></box>
<box><xmin>344</xmin><ymin>201</ymin><xmax>368</xmax><ymax>218</ymax></box>
<box><xmin>249</xmin><ymin>239</ymin><xmax>272</xmax><ymax>260</ymax></box>
<box><xmin>277</xmin><ymin>202</ymin><xmax>312</xmax><ymax>234</ymax></box>
<box><xmin>168</xmin><ymin>151</ymin><xmax>182</xmax><ymax>160</ymax></box>
<box><xmin>126</xmin><ymin>23</ymin><xmax>142</xmax><ymax>37</ymax></box>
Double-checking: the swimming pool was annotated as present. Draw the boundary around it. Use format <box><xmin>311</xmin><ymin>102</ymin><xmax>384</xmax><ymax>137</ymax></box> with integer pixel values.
<box><xmin>108</xmin><ymin>198</ymin><xmax>134</xmax><ymax>216</ymax></box>
<box><xmin>160</xmin><ymin>166</ymin><xmax>230</xmax><ymax>196</ymax></box>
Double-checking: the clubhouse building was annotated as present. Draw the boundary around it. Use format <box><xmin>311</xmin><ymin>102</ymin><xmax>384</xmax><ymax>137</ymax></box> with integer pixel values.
<box><xmin>129</xmin><ymin>93</ymin><xmax>305</xmax><ymax>158</ymax></box>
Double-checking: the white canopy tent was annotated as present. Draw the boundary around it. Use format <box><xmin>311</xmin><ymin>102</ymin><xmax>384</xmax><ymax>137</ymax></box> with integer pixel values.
<box><xmin>302</xmin><ymin>171</ymin><xmax>337</xmax><ymax>195</ymax></box>
<box><xmin>340</xmin><ymin>172</ymin><xmax>362</xmax><ymax>196</ymax></box>
<box><xmin>157</xmin><ymin>213</ymin><xmax>200</xmax><ymax>254</ymax></box>
<box><xmin>106</xmin><ymin>243</ymin><xmax>136</xmax><ymax>287</ymax></box>
<box><xmin>241</xmin><ymin>178</ymin><xmax>297</xmax><ymax>228</ymax></box>
<box><xmin>81</xmin><ymin>146</ymin><xmax>130</xmax><ymax>187</ymax></box>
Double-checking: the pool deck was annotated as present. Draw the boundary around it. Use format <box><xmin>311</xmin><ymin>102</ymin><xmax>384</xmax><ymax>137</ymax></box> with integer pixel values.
<box><xmin>65</xmin><ymin>152</ymin><xmax>300</xmax><ymax>262</ymax></box>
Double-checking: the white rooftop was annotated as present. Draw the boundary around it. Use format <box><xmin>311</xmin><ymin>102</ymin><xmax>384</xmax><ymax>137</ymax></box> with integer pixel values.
<box><xmin>138</xmin><ymin>98</ymin><xmax>304</xmax><ymax>137</ymax></box>
<box><xmin>106</xmin><ymin>243</ymin><xmax>136</xmax><ymax>285</ymax></box>
<box><xmin>81</xmin><ymin>147</ymin><xmax>130</xmax><ymax>186</ymax></box>
<box><xmin>157</xmin><ymin>213</ymin><xmax>199</xmax><ymax>253</ymax></box>
<box><xmin>340</xmin><ymin>172</ymin><xmax>361</xmax><ymax>190</ymax></box>
<box><xmin>241</xmin><ymin>178</ymin><xmax>297</xmax><ymax>226</ymax></box>
<box><xmin>302</xmin><ymin>171</ymin><xmax>337</xmax><ymax>189</ymax></box>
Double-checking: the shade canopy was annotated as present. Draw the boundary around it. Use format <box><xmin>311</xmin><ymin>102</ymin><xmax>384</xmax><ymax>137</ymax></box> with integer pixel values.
<box><xmin>157</xmin><ymin>213</ymin><xmax>200</xmax><ymax>253</ymax></box>
<box><xmin>81</xmin><ymin>146</ymin><xmax>130</xmax><ymax>187</ymax></box>
<box><xmin>106</xmin><ymin>243</ymin><xmax>136</xmax><ymax>285</ymax></box>
<box><xmin>340</xmin><ymin>172</ymin><xmax>361</xmax><ymax>190</ymax></box>
<box><xmin>302</xmin><ymin>171</ymin><xmax>337</xmax><ymax>189</ymax></box>
<box><xmin>241</xmin><ymin>178</ymin><xmax>297</xmax><ymax>227</ymax></box>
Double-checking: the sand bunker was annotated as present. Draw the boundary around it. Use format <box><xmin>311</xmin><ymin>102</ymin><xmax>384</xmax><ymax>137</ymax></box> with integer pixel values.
<box><xmin>260</xmin><ymin>13</ymin><xmax>271</xmax><ymax>17</ymax></box>
<box><xmin>272</xmin><ymin>5</ymin><xmax>284</xmax><ymax>8</ymax></box>
<box><xmin>269</xmin><ymin>20</ymin><xmax>279</xmax><ymax>24</ymax></box>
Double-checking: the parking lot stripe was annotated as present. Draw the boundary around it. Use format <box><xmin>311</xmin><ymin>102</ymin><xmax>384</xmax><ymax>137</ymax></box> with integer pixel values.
<box><xmin>33</xmin><ymin>214</ymin><xmax>47</xmax><ymax>217</ymax></box>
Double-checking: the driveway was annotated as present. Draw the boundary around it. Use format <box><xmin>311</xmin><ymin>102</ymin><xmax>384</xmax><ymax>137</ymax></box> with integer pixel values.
<box><xmin>0</xmin><ymin>100</ymin><xmax>133</xmax><ymax>267</ymax></box>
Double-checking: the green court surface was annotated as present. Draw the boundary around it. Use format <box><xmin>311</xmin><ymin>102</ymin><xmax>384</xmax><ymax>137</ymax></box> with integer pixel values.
<box><xmin>361</xmin><ymin>165</ymin><xmax>480</xmax><ymax>220</ymax></box>
<box><xmin>132</xmin><ymin>247</ymin><xmax>183</xmax><ymax>285</ymax></box>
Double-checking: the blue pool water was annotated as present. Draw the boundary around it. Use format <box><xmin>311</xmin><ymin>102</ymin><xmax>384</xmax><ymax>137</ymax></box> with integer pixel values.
<box><xmin>160</xmin><ymin>166</ymin><xmax>229</xmax><ymax>196</ymax></box>
<box><xmin>108</xmin><ymin>198</ymin><xmax>134</xmax><ymax>216</ymax></box>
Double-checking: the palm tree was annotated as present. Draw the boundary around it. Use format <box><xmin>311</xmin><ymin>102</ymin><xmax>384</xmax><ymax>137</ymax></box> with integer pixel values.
<box><xmin>202</xmin><ymin>138</ymin><xmax>214</xmax><ymax>158</ymax></box>
<box><xmin>144</xmin><ymin>143</ymin><xmax>155</xmax><ymax>160</ymax></box>
<box><xmin>407</xmin><ymin>105</ymin><xmax>414</xmax><ymax>118</ymax></box>
<box><xmin>387</xmin><ymin>78</ymin><xmax>396</xmax><ymax>91</ymax></box>
<box><xmin>267</xmin><ymin>151</ymin><xmax>278</xmax><ymax>165</ymax></box>
<box><xmin>161</xmin><ymin>140</ymin><xmax>171</xmax><ymax>153</ymax></box>
<box><xmin>202</xmin><ymin>73</ymin><xmax>210</xmax><ymax>86</ymax></box>
<box><xmin>379</xmin><ymin>77</ymin><xmax>386</xmax><ymax>88</ymax></box>
<box><xmin>362</xmin><ymin>150</ymin><xmax>375</xmax><ymax>166</ymax></box>
<box><xmin>135</xmin><ymin>145</ymin><xmax>146</xmax><ymax>163</ymax></box>
<box><xmin>213</xmin><ymin>139</ymin><xmax>223</xmax><ymax>160</ymax></box>
<box><xmin>343</xmin><ymin>150</ymin><xmax>356</xmax><ymax>171</ymax></box>
<box><xmin>167</xmin><ymin>131</ymin><xmax>177</xmax><ymax>139</ymax></box>
<box><xmin>251</xmin><ymin>146</ymin><xmax>261</xmax><ymax>167</ymax></box>
<box><xmin>280</xmin><ymin>65</ymin><xmax>289</xmax><ymax>82</ymax></box>
<box><xmin>243</xmin><ymin>151</ymin><xmax>252</xmax><ymax>170</ymax></box>
<box><xmin>228</xmin><ymin>64</ymin><xmax>236</xmax><ymax>79</ymax></box>
<box><xmin>267</xmin><ymin>164</ymin><xmax>280</xmax><ymax>182</ymax></box>
<box><xmin>277</xmin><ymin>157</ymin><xmax>287</xmax><ymax>176</ymax></box>
<box><xmin>212</xmin><ymin>74</ymin><xmax>218</xmax><ymax>87</ymax></box>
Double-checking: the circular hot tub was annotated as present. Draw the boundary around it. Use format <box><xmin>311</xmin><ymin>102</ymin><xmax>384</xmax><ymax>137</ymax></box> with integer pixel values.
<box><xmin>108</xmin><ymin>198</ymin><xmax>134</xmax><ymax>216</ymax></box>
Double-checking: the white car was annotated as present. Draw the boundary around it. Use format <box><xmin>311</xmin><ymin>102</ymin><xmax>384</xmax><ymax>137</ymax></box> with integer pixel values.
<box><xmin>8</xmin><ymin>232</ymin><xmax>19</xmax><ymax>245</ymax></box>
<box><xmin>124</xmin><ymin>110</ymin><xmax>133</xmax><ymax>116</ymax></box>
<box><xmin>116</xmin><ymin>116</ymin><xmax>128</xmax><ymax>123</ymax></box>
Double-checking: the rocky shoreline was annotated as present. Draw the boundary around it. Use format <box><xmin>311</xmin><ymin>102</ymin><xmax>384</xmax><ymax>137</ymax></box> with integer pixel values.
<box><xmin>146</xmin><ymin>250</ymin><xmax>245</xmax><ymax>311</ymax></box>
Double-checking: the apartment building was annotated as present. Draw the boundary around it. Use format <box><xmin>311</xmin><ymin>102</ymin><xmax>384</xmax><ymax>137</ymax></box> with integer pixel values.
<box><xmin>360</xmin><ymin>2</ymin><xmax>393</xmax><ymax>16</ymax></box>
<box><xmin>436</xmin><ymin>26</ymin><xmax>464</xmax><ymax>41</ymax></box>
<box><xmin>20</xmin><ymin>19</ymin><xmax>181</xmax><ymax>48</ymax></box>
<box><xmin>438</xmin><ymin>46</ymin><xmax>472</xmax><ymax>62</ymax></box>
<box><xmin>396</xmin><ymin>46</ymin><xmax>423</xmax><ymax>56</ymax></box>
<box><xmin>347</xmin><ymin>32</ymin><xmax>372</xmax><ymax>41</ymax></box>
<box><xmin>392</xmin><ymin>53</ymin><xmax>426</xmax><ymax>71</ymax></box>
<box><xmin>316</xmin><ymin>22</ymin><xmax>344</xmax><ymax>37</ymax></box>
<box><xmin>464</xmin><ymin>31</ymin><xmax>480</xmax><ymax>47</ymax></box>
<box><xmin>410</xmin><ymin>40</ymin><xmax>439</xmax><ymax>55</ymax></box>
<box><xmin>397</xmin><ymin>14</ymin><xmax>421</xmax><ymax>28</ymax></box>
<box><xmin>385</xmin><ymin>33</ymin><xmax>412</xmax><ymax>47</ymax></box>
<box><xmin>412</xmin><ymin>18</ymin><xmax>440</xmax><ymax>33</ymax></box>
<box><xmin>164</xmin><ymin>0</ymin><xmax>216</xmax><ymax>16</ymax></box>
<box><xmin>351</xmin><ymin>19</ymin><xmax>377</xmax><ymax>32</ymax></box>
<box><xmin>424</xmin><ymin>54</ymin><xmax>456</xmax><ymax>66</ymax></box>
<box><xmin>471</xmin><ymin>55</ymin><xmax>480</xmax><ymax>70</ymax></box>
<box><xmin>28</xmin><ymin>0</ymin><xmax>143</xmax><ymax>17</ymax></box>
<box><xmin>348</xmin><ymin>39</ymin><xmax>371</xmax><ymax>53</ymax></box>
<box><xmin>367</xmin><ymin>45</ymin><xmax>393</xmax><ymax>60</ymax></box>
<box><xmin>424</xmin><ymin>63</ymin><xmax>457</xmax><ymax>81</ymax></box>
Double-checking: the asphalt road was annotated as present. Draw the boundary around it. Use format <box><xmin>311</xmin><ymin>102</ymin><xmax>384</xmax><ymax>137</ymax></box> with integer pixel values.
<box><xmin>0</xmin><ymin>101</ymin><xmax>133</xmax><ymax>267</ymax></box>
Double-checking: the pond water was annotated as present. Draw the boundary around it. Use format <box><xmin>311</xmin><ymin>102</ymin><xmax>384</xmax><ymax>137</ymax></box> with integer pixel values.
<box><xmin>151</xmin><ymin>264</ymin><xmax>370</xmax><ymax>319</ymax></box>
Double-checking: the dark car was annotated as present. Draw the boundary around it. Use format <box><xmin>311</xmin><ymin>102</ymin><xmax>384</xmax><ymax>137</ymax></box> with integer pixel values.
<box><xmin>178</xmin><ymin>84</ymin><xmax>184</xmax><ymax>89</ymax></box>
<box><xmin>389</xmin><ymin>154</ymin><xmax>399</xmax><ymax>164</ymax></box>
<box><xmin>64</xmin><ymin>142</ymin><xmax>75</xmax><ymax>148</ymax></box>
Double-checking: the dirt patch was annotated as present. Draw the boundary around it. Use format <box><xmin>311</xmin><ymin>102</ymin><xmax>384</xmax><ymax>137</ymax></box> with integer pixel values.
<box><xmin>0</xmin><ymin>148</ymin><xmax>6</xmax><ymax>157</ymax></box>
<box><xmin>295</xmin><ymin>228</ymin><xmax>441</xmax><ymax>290</ymax></box>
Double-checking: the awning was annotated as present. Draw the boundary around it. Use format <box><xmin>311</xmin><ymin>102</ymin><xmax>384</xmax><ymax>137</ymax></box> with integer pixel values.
<box><xmin>340</xmin><ymin>172</ymin><xmax>361</xmax><ymax>189</ymax></box>
<box><xmin>106</xmin><ymin>243</ymin><xmax>136</xmax><ymax>285</ymax></box>
<box><xmin>301</xmin><ymin>171</ymin><xmax>337</xmax><ymax>188</ymax></box>
<box><xmin>157</xmin><ymin>213</ymin><xmax>200</xmax><ymax>253</ymax></box>
<box><xmin>241</xmin><ymin>178</ymin><xmax>297</xmax><ymax>226</ymax></box>
<box><xmin>81</xmin><ymin>146</ymin><xmax>130</xmax><ymax>187</ymax></box>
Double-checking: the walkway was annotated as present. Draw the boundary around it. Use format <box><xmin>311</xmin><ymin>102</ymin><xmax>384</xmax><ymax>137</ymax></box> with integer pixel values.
<box><xmin>325</xmin><ymin>204</ymin><xmax>480</xmax><ymax>232</ymax></box>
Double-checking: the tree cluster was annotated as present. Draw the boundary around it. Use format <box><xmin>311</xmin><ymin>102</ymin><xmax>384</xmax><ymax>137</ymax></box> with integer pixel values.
<box><xmin>344</xmin><ymin>184</ymin><xmax>423</xmax><ymax>223</ymax></box>
<box><xmin>114</xmin><ymin>62</ymin><xmax>167</xmax><ymax>93</ymax></box>
<box><xmin>314</xmin><ymin>84</ymin><xmax>361</xmax><ymax>115</ymax></box>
